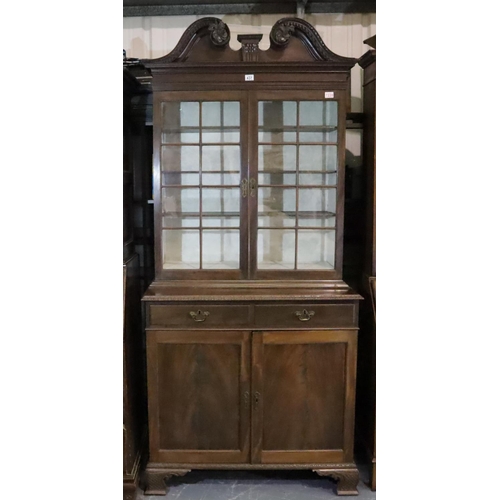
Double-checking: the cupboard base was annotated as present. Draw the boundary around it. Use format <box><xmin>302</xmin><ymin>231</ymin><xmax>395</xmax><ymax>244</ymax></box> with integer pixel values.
<box><xmin>142</xmin><ymin>463</ymin><xmax>359</xmax><ymax>497</ymax></box>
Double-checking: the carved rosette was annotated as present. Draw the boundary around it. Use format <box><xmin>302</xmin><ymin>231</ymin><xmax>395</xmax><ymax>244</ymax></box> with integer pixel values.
<box><xmin>270</xmin><ymin>20</ymin><xmax>295</xmax><ymax>46</ymax></box>
<box><xmin>209</xmin><ymin>19</ymin><xmax>230</xmax><ymax>46</ymax></box>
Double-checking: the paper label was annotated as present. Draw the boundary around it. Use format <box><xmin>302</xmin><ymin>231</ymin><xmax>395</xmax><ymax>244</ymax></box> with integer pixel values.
<box><xmin>245</xmin><ymin>74</ymin><xmax>254</xmax><ymax>81</ymax></box>
<box><xmin>325</xmin><ymin>92</ymin><xmax>335</xmax><ymax>98</ymax></box>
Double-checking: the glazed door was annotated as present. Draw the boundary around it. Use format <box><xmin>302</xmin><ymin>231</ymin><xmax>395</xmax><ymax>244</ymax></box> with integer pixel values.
<box><xmin>251</xmin><ymin>330</ymin><xmax>357</xmax><ymax>464</ymax></box>
<box><xmin>248</xmin><ymin>90</ymin><xmax>345</xmax><ymax>280</ymax></box>
<box><xmin>155</xmin><ymin>91</ymin><xmax>250</xmax><ymax>280</ymax></box>
<box><xmin>147</xmin><ymin>330</ymin><xmax>251</xmax><ymax>463</ymax></box>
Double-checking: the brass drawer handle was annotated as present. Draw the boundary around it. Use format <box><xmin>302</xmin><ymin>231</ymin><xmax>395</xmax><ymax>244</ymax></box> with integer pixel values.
<box><xmin>189</xmin><ymin>310</ymin><xmax>210</xmax><ymax>322</ymax></box>
<box><xmin>241</xmin><ymin>178</ymin><xmax>248</xmax><ymax>198</ymax></box>
<box><xmin>295</xmin><ymin>309</ymin><xmax>315</xmax><ymax>321</ymax></box>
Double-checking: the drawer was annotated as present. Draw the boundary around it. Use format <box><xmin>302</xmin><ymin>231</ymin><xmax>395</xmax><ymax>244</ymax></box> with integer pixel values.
<box><xmin>254</xmin><ymin>303</ymin><xmax>356</xmax><ymax>329</ymax></box>
<box><xmin>148</xmin><ymin>304</ymin><xmax>252</xmax><ymax>327</ymax></box>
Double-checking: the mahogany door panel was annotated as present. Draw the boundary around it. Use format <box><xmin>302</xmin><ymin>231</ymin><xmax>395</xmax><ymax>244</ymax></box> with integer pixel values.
<box><xmin>147</xmin><ymin>330</ymin><xmax>251</xmax><ymax>463</ymax></box>
<box><xmin>251</xmin><ymin>330</ymin><xmax>357</xmax><ymax>464</ymax></box>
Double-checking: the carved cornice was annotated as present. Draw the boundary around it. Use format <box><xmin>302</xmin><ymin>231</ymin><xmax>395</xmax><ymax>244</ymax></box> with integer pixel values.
<box><xmin>142</xmin><ymin>16</ymin><xmax>356</xmax><ymax>69</ymax></box>
<box><xmin>270</xmin><ymin>17</ymin><xmax>357</xmax><ymax>66</ymax></box>
<box><xmin>143</xmin><ymin>17</ymin><xmax>230</xmax><ymax>65</ymax></box>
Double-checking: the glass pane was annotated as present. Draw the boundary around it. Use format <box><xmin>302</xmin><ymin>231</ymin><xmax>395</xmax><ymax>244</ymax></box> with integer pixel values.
<box><xmin>298</xmin><ymin>188</ymin><xmax>336</xmax><ymax>227</ymax></box>
<box><xmin>222</xmin><ymin>101</ymin><xmax>240</xmax><ymax>126</ymax></box>
<box><xmin>162</xmin><ymin>229</ymin><xmax>200</xmax><ymax>269</ymax></box>
<box><xmin>298</xmin><ymin>172</ymin><xmax>337</xmax><ymax>186</ymax></box>
<box><xmin>202</xmin><ymin>129</ymin><xmax>240</xmax><ymax>143</ymax></box>
<box><xmin>202</xmin><ymin>216</ymin><xmax>240</xmax><ymax>228</ymax></box>
<box><xmin>202</xmin><ymin>230</ymin><xmax>239</xmax><ymax>269</ymax></box>
<box><xmin>162</xmin><ymin>172</ymin><xmax>199</xmax><ymax>186</ymax></box>
<box><xmin>202</xmin><ymin>145</ymin><xmax>240</xmax><ymax>172</ymax></box>
<box><xmin>258</xmin><ymin>229</ymin><xmax>295</xmax><ymax>269</ymax></box>
<box><xmin>202</xmin><ymin>101</ymin><xmax>222</xmax><ymax>127</ymax></box>
<box><xmin>162</xmin><ymin>215</ymin><xmax>200</xmax><ymax>228</ymax></box>
<box><xmin>161</xmin><ymin>146</ymin><xmax>200</xmax><ymax>172</ymax></box>
<box><xmin>258</xmin><ymin>172</ymin><xmax>296</xmax><ymax>186</ymax></box>
<box><xmin>299</xmin><ymin>129</ymin><xmax>337</xmax><ymax>143</ymax></box>
<box><xmin>202</xmin><ymin>188</ymin><xmax>240</xmax><ymax>215</ymax></box>
<box><xmin>298</xmin><ymin>214</ymin><xmax>336</xmax><ymax>228</ymax></box>
<box><xmin>162</xmin><ymin>128</ymin><xmax>199</xmax><ymax>144</ymax></box>
<box><xmin>259</xmin><ymin>187</ymin><xmax>296</xmax><ymax>224</ymax></box>
<box><xmin>258</xmin><ymin>145</ymin><xmax>296</xmax><ymax>172</ymax></box>
<box><xmin>259</xmin><ymin>130</ymin><xmax>296</xmax><ymax>143</ymax></box>
<box><xmin>162</xmin><ymin>187</ymin><xmax>200</xmax><ymax>215</ymax></box>
<box><xmin>202</xmin><ymin>172</ymin><xmax>240</xmax><ymax>186</ymax></box>
<box><xmin>202</xmin><ymin>101</ymin><xmax>240</xmax><ymax>143</ymax></box>
<box><xmin>259</xmin><ymin>101</ymin><xmax>297</xmax><ymax>127</ymax></box>
<box><xmin>162</xmin><ymin>101</ymin><xmax>199</xmax><ymax>128</ymax></box>
<box><xmin>299</xmin><ymin>101</ymin><xmax>337</xmax><ymax>127</ymax></box>
<box><xmin>298</xmin><ymin>188</ymin><xmax>336</xmax><ymax>212</ymax></box>
<box><xmin>258</xmin><ymin>101</ymin><xmax>297</xmax><ymax>142</ymax></box>
<box><xmin>161</xmin><ymin>102</ymin><xmax>200</xmax><ymax>144</ymax></box>
<box><xmin>298</xmin><ymin>145</ymin><xmax>337</xmax><ymax>171</ymax></box>
<box><xmin>297</xmin><ymin>230</ymin><xmax>335</xmax><ymax>269</ymax></box>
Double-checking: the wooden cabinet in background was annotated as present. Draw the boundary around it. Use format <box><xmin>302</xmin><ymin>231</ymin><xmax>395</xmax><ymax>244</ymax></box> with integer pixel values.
<box><xmin>356</xmin><ymin>38</ymin><xmax>376</xmax><ymax>492</ymax></box>
<box><xmin>123</xmin><ymin>59</ymin><xmax>153</xmax><ymax>500</ymax></box>
<box><xmin>141</xmin><ymin>17</ymin><xmax>362</xmax><ymax>497</ymax></box>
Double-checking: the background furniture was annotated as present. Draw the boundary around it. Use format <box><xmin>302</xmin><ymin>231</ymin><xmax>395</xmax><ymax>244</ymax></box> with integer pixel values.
<box><xmin>123</xmin><ymin>59</ymin><xmax>154</xmax><ymax>500</ymax></box>
<box><xmin>355</xmin><ymin>38</ymin><xmax>376</xmax><ymax>491</ymax></box>
<box><xmin>141</xmin><ymin>17</ymin><xmax>362</xmax><ymax>497</ymax></box>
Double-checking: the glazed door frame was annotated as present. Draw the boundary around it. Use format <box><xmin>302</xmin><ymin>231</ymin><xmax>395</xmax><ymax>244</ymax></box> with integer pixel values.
<box><xmin>146</xmin><ymin>330</ymin><xmax>251</xmax><ymax>463</ymax></box>
<box><xmin>153</xmin><ymin>90</ymin><xmax>250</xmax><ymax>281</ymax></box>
<box><xmin>250</xmin><ymin>330</ymin><xmax>357</xmax><ymax>464</ymax></box>
<box><xmin>248</xmin><ymin>90</ymin><xmax>346</xmax><ymax>281</ymax></box>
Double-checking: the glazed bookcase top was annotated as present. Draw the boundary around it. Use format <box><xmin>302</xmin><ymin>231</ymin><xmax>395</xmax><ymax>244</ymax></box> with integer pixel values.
<box><xmin>142</xmin><ymin>17</ymin><xmax>357</xmax><ymax>289</ymax></box>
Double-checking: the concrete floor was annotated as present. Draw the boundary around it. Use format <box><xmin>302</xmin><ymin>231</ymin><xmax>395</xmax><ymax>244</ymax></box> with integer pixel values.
<box><xmin>136</xmin><ymin>464</ymin><xmax>376</xmax><ymax>500</ymax></box>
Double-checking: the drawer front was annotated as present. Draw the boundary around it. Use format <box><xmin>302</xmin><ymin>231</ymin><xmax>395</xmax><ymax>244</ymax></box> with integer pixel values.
<box><xmin>254</xmin><ymin>303</ymin><xmax>356</xmax><ymax>329</ymax></box>
<box><xmin>149</xmin><ymin>304</ymin><xmax>252</xmax><ymax>327</ymax></box>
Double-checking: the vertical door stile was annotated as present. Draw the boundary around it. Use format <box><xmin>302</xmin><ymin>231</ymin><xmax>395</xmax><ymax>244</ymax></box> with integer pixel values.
<box><xmin>240</xmin><ymin>92</ymin><xmax>250</xmax><ymax>278</ymax></box>
<box><xmin>146</xmin><ymin>330</ymin><xmax>160</xmax><ymax>461</ymax></box>
<box><xmin>335</xmin><ymin>95</ymin><xmax>347</xmax><ymax>278</ymax></box>
<box><xmin>343</xmin><ymin>330</ymin><xmax>358</xmax><ymax>462</ymax></box>
<box><xmin>240</xmin><ymin>331</ymin><xmax>251</xmax><ymax>460</ymax></box>
<box><xmin>248</xmin><ymin>92</ymin><xmax>258</xmax><ymax>278</ymax></box>
<box><xmin>153</xmin><ymin>93</ymin><xmax>163</xmax><ymax>278</ymax></box>
<box><xmin>251</xmin><ymin>331</ymin><xmax>263</xmax><ymax>463</ymax></box>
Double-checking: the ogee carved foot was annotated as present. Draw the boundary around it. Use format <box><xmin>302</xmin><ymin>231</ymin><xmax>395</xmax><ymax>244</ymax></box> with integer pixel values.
<box><xmin>143</xmin><ymin>469</ymin><xmax>190</xmax><ymax>496</ymax></box>
<box><xmin>314</xmin><ymin>468</ymin><xmax>360</xmax><ymax>496</ymax></box>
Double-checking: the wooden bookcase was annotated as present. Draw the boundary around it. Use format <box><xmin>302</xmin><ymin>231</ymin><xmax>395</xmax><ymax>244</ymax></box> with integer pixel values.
<box><xmin>141</xmin><ymin>17</ymin><xmax>362</xmax><ymax>497</ymax></box>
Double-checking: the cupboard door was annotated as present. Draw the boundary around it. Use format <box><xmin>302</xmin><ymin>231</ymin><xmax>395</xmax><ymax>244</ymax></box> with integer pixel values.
<box><xmin>251</xmin><ymin>330</ymin><xmax>357</xmax><ymax>464</ymax></box>
<box><xmin>155</xmin><ymin>91</ymin><xmax>249</xmax><ymax>279</ymax></box>
<box><xmin>147</xmin><ymin>330</ymin><xmax>251</xmax><ymax>463</ymax></box>
<box><xmin>248</xmin><ymin>90</ymin><xmax>346</xmax><ymax>280</ymax></box>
